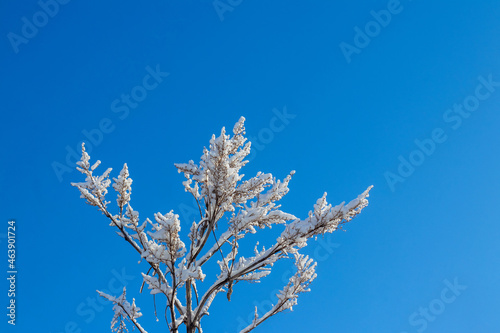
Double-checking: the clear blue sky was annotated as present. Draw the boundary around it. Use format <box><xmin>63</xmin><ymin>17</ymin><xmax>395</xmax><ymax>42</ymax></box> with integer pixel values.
<box><xmin>1</xmin><ymin>1</ymin><xmax>500</xmax><ymax>332</ymax></box>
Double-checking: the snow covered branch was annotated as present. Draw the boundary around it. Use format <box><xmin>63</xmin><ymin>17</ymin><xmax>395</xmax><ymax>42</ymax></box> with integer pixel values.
<box><xmin>98</xmin><ymin>287</ymin><xmax>146</xmax><ymax>333</ymax></box>
<box><xmin>239</xmin><ymin>253</ymin><xmax>317</xmax><ymax>333</ymax></box>
<box><xmin>72</xmin><ymin>117</ymin><xmax>372</xmax><ymax>333</ymax></box>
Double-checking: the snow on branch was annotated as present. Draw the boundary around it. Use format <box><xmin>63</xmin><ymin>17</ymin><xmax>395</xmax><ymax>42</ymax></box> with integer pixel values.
<box><xmin>98</xmin><ymin>287</ymin><xmax>146</xmax><ymax>333</ymax></box>
<box><xmin>113</xmin><ymin>164</ymin><xmax>132</xmax><ymax>213</ymax></box>
<box><xmin>239</xmin><ymin>253</ymin><xmax>317</xmax><ymax>333</ymax></box>
<box><xmin>174</xmin><ymin>116</ymin><xmax>251</xmax><ymax>225</ymax></box>
<box><xmin>72</xmin><ymin>117</ymin><xmax>373</xmax><ymax>333</ymax></box>
<box><xmin>142</xmin><ymin>211</ymin><xmax>186</xmax><ymax>268</ymax></box>
<box><xmin>278</xmin><ymin>187</ymin><xmax>373</xmax><ymax>252</ymax></box>
<box><xmin>71</xmin><ymin>143</ymin><xmax>112</xmax><ymax>210</ymax></box>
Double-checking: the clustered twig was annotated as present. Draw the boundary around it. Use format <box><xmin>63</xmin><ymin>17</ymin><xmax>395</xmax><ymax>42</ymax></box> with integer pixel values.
<box><xmin>71</xmin><ymin>117</ymin><xmax>372</xmax><ymax>333</ymax></box>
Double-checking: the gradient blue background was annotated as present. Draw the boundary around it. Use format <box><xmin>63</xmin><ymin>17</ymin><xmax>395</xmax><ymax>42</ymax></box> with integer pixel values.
<box><xmin>1</xmin><ymin>1</ymin><xmax>500</xmax><ymax>332</ymax></box>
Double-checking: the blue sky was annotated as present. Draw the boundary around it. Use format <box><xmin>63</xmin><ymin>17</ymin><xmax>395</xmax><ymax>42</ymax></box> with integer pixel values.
<box><xmin>1</xmin><ymin>0</ymin><xmax>500</xmax><ymax>332</ymax></box>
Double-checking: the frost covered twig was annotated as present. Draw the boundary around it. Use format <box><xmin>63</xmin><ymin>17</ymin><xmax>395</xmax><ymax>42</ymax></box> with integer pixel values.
<box><xmin>72</xmin><ymin>117</ymin><xmax>372</xmax><ymax>333</ymax></box>
<box><xmin>98</xmin><ymin>287</ymin><xmax>146</xmax><ymax>333</ymax></box>
<box><xmin>239</xmin><ymin>254</ymin><xmax>317</xmax><ymax>333</ymax></box>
